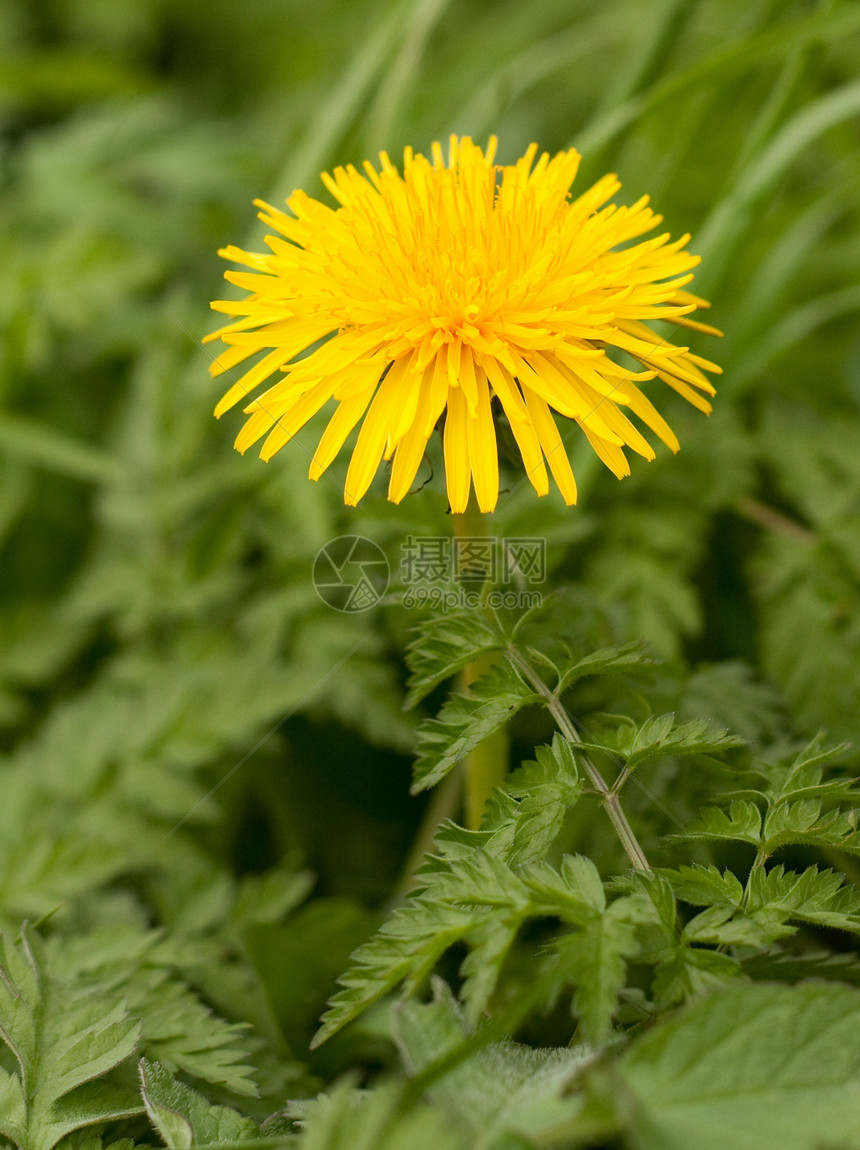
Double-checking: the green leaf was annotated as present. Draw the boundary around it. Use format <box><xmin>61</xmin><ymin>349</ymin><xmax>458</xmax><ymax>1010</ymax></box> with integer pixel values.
<box><xmin>761</xmin><ymin>801</ymin><xmax>859</xmax><ymax>856</ymax></box>
<box><xmin>39</xmin><ymin>1083</ymin><xmax>144</xmax><ymax>1150</ymax></box>
<box><xmin>139</xmin><ymin>1060</ymin><xmax>259</xmax><ymax>1149</ymax></box>
<box><xmin>412</xmin><ymin>662</ymin><xmax>539</xmax><ymax>792</ymax></box>
<box><xmin>43</xmin><ymin>924</ymin><xmax>259</xmax><ymax>1097</ymax></box>
<box><xmin>675</xmin><ymin>800</ymin><xmax>762</xmax><ymax>846</ymax></box>
<box><xmin>0</xmin><ymin>928</ymin><xmax>143</xmax><ymax>1150</ymax></box>
<box><xmin>395</xmin><ymin>984</ymin><xmax>590</xmax><ymax>1144</ymax></box>
<box><xmin>553</xmin><ymin>907</ymin><xmax>639</xmax><ymax>1045</ymax></box>
<box><xmin>619</xmin><ymin>715</ymin><xmax>743</xmax><ymax>774</ymax></box>
<box><xmin>680</xmin><ymin>904</ymin><xmax>777</xmax><ymax>948</ymax></box>
<box><xmin>289</xmin><ymin>1077</ymin><xmax>468</xmax><ymax>1150</ymax></box>
<box><xmin>743</xmin><ymin>950</ymin><xmax>860</xmax><ymax>986</ymax></box>
<box><xmin>314</xmin><ymin>852</ymin><xmax>630</xmax><ymax>1049</ymax></box>
<box><xmin>659</xmin><ymin>865</ymin><xmax>745</xmax><ymax>909</ymax></box>
<box><xmin>555</xmin><ymin>642</ymin><xmax>655</xmax><ymax>694</ymax></box>
<box><xmin>441</xmin><ymin>851</ymin><xmax>531</xmax><ymax>913</ymax></box>
<box><xmin>651</xmin><ymin>944</ymin><xmax>741</xmax><ymax>1009</ymax></box>
<box><xmin>616</xmin><ymin>982</ymin><xmax>860</xmax><ymax>1150</ymax></box>
<box><xmin>458</xmin><ymin>918</ymin><xmax>523</xmax><ymax>1027</ymax></box>
<box><xmin>747</xmin><ymin>865</ymin><xmax>860</xmax><ymax>933</ymax></box>
<box><xmin>0</xmin><ymin>1066</ymin><xmax>25</xmax><ymax>1146</ymax></box>
<box><xmin>311</xmin><ymin>899</ymin><xmax>477</xmax><ymax>1049</ymax></box>
<box><xmin>521</xmin><ymin>855</ymin><xmax>606</xmax><ymax>923</ymax></box>
<box><xmin>504</xmin><ymin>736</ymin><xmax>582</xmax><ymax>868</ymax></box>
<box><xmin>404</xmin><ymin>611</ymin><xmax>502</xmax><ymax>708</ymax></box>
<box><xmin>577</xmin><ymin>714</ymin><xmax>743</xmax><ymax>778</ymax></box>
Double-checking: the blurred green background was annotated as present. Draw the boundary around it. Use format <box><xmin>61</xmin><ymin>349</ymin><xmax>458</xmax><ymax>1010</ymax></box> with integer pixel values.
<box><xmin>0</xmin><ymin>0</ymin><xmax>859</xmax><ymax>1097</ymax></box>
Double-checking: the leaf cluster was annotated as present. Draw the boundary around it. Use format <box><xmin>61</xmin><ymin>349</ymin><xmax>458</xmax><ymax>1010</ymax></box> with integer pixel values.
<box><xmin>1</xmin><ymin>0</ymin><xmax>860</xmax><ymax>1147</ymax></box>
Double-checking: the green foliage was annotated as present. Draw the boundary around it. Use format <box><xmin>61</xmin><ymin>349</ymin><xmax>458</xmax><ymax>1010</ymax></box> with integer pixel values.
<box><xmin>139</xmin><ymin>1061</ymin><xmax>259</xmax><ymax>1150</ymax></box>
<box><xmin>676</xmin><ymin>738</ymin><xmax>860</xmax><ymax>859</ymax></box>
<box><xmin>0</xmin><ymin>928</ymin><xmax>142</xmax><ymax>1150</ymax></box>
<box><xmin>609</xmin><ymin>982</ymin><xmax>860</xmax><ymax>1150</ymax></box>
<box><xmin>412</xmin><ymin>662</ymin><xmax>540</xmax><ymax>793</ymax></box>
<box><xmin>285</xmin><ymin>1078</ymin><xmax>469</xmax><ymax>1150</ymax></box>
<box><xmin>394</xmin><ymin>982</ymin><xmax>590</xmax><ymax>1146</ymax></box>
<box><xmin>404</xmin><ymin>612</ymin><xmax>503</xmax><ymax>708</ymax></box>
<box><xmin>2</xmin><ymin>0</ymin><xmax>860</xmax><ymax>1144</ymax></box>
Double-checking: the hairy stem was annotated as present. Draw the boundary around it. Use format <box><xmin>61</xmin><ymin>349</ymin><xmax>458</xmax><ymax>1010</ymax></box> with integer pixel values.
<box><xmin>505</xmin><ymin>644</ymin><xmax>652</xmax><ymax>872</ymax></box>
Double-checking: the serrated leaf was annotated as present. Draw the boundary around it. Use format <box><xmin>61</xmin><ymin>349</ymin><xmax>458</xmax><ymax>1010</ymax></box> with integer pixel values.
<box><xmin>311</xmin><ymin>899</ymin><xmax>477</xmax><ymax>1048</ymax></box>
<box><xmin>681</xmin><ymin>904</ymin><xmax>777</xmax><ymax>947</ymax></box>
<box><xmin>412</xmin><ymin>662</ymin><xmax>539</xmax><ymax>793</ymax></box>
<box><xmin>553</xmin><ymin>908</ymin><xmax>639</xmax><ymax>1044</ymax></box>
<box><xmin>404</xmin><ymin>612</ymin><xmax>502</xmax><ymax>708</ymax></box>
<box><xmin>38</xmin><ymin>1082</ymin><xmax>143</xmax><ymax>1150</ymax></box>
<box><xmin>504</xmin><ymin>736</ymin><xmax>582</xmax><ymax>868</ymax></box>
<box><xmin>521</xmin><ymin>856</ymin><xmax>605</xmax><ymax>923</ymax></box>
<box><xmin>652</xmin><ymin>944</ymin><xmax>741</xmax><ymax>1009</ymax></box>
<box><xmin>0</xmin><ymin>1066</ymin><xmax>25</xmax><ymax>1145</ymax></box>
<box><xmin>131</xmin><ymin>975</ymin><xmax>257</xmax><ymax>1096</ymax></box>
<box><xmin>756</xmin><ymin>738</ymin><xmax>853</xmax><ymax>804</ymax></box>
<box><xmin>555</xmin><ymin>641</ymin><xmax>655</xmax><ymax>694</ymax></box>
<box><xmin>139</xmin><ymin>1060</ymin><xmax>258</xmax><ymax>1149</ymax></box>
<box><xmin>761</xmin><ymin>800</ymin><xmax>859</xmax><ymax>855</ymax></box>
<box><xmin>458</xmin><ymin>918</ymin><xmax>523</xmax><ymax>1026</ymax></box>
<box><xmin>747</xmin><ymin>864</ymin><xmax>860</xmax><ymax>933</ymax></box>
<box><xmin>743</xmin><ymin>950</ymin><xmax>860</xmax><ymax>985</ymax></box>
<box><xmin>616</xmin><ymin>983</ymin><xmax>860</xmax><ymax>1150</ymax></box>
<box><xmin>0</xmin><ymin>928</ymin><xmax>142</xmax><ymax>1150</ymax></box>
<box><xmin>578</xmin><ymin>714</ymin><xmax>743</xmax><ymax>777</ymax></box>
<box><xmin>659</xmin><ymin>865</ymin><xmax>745</xmax><ymax>909</ymax></box>
<box><xmin>43</xmin><ymin>925</ymin><xmax>258</xmax><ymax>1098</ymax></box>
<box><xmin>633</xmin><ymin>872</ymin><xmax>677</xmax><ymax>933</ymax></box>
<box><xmin>624</xmin><ymin>715</ymin><xmax>743</xmax><ymax>773</ymax></box>
<box><xmin>675</xmin><ymin>800</ymin><xmax>762</xmax><ymax>846</ymax></box>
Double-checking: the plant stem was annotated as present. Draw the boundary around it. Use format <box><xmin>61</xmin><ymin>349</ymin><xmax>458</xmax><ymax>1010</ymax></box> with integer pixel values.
<box><xmin>505</xmin><ymin>643</ymin><xmax>651</xmax><ymax>872</ymax></box>
<box><xmin>451</xmin><ymin>498</ymin><xmax>509</xmax><ymax>830</ymax></box>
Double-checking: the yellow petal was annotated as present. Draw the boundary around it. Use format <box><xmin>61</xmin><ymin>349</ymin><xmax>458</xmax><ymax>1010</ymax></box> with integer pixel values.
<box><xmin>522</xmin><ymin>388</ymin><xmax>578</xmax><ymax>505</ymax></box>
<box><xmin>309</xmin><ymin>388</ymin><xmax>377</xmax><ymax>481</ymax></box>
<box><xmin>344</xmin><ymin>360</ymin><xmax>415</xmax><ymax>505</ymax></box>
<box><xmin>466</xmin><ymin>370</ymin><xmax>499</xmax><ymax>513</ymax></box>
<box><xmin>481</xmin><ymin>356</ymin><xmax>548</xmax><ymax>497</ymax></box>
<box><xmin>388</xmin><ymin>369</ymin><xmax>438</xmax><ymax>503</ymax></box>
<box><xmin>443</xmin><ymin>383</ymin><xmax>471</xmax><ymax>513</ymax></box>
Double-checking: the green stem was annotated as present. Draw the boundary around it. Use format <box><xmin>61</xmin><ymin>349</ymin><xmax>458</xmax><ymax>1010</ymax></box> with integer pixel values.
<box><xmin>505</xmin><ymin>643</ymin><xmax>651</xmax><ymax>872</ymax></box>
<box><xmin>452</xmin><ymin>497</ymin><xmax>509</xmax><ymax>830</ymax></box>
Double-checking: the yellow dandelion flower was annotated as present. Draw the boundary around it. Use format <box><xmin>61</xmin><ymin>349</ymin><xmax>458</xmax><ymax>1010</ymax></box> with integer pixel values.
<box><xmin>207</xmin><ymin>136</ymin><xmax>721</xmax><ymax>513</ymax></box>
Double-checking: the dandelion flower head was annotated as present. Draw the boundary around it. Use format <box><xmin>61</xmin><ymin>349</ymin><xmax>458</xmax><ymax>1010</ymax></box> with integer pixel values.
<box><xmin>208</xmin><ymin>136</ymin><xmax>721</xmax><ymax>512</ymax></box>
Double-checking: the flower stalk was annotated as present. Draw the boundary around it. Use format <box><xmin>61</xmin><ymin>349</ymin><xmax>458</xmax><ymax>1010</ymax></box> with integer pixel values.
<box><xmin>453</xmin><ymin>498</ymin><xmax>510</xmax><ymax>830</ymax></box>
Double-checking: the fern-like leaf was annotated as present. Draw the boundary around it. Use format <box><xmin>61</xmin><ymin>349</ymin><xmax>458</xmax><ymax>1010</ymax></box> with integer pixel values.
<box><xmin>412</xmin><ymin>662</ymin><xmax>539</xmax><ymax>792</ymax></box>
<box><xmin>747</xmin><ymin>864</ymin><xmax>860</xmax><ymax>933</ymax></box>
<box><xmin>0</xmin><ymin>928</ymin><xmax>142</xmax><ymax>1150</ymax></box>
<box><xmin>675</xmin><ymin>800</ymin><xmax>763</xmax><ymax>846</ymax></box>
<box><xmin>503</xmin><ymin>736</ymin><xmax>582</xmax><ymax>868</ymax></box>
<box><xmin>404</xmin><ymin>611</ymin><xmax>503</xmax><ymax>708</ymax></box>
<box><xmin>578</xmin><ymin>714</ymin><xmax>744</xmax><ymax>777</ymax></box>
<box><xmin>311</xmin><ymin>900</ymin><xmax>478</xmax><ymax>1049</ymax></box>
<box><xmin>44</xmin><ymin>924</ymin><xmax>258</xmax><ymax>1097</ymax></box>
